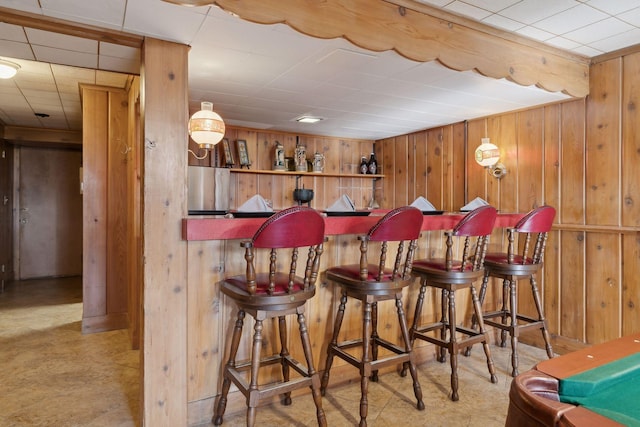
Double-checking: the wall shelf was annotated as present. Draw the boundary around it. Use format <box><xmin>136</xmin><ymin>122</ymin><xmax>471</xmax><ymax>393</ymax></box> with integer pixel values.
<box><xmin>227</xmin><ymin>168</ymin><xmax>384</xmax><ymax>179</ymax></box>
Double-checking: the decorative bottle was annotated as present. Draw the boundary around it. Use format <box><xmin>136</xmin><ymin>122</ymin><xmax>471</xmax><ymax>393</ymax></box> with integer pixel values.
<box><xmin>367</xmin><ymin>152</ymin><xmax>378</xmax><ymax>175</ymax></box>
<box><xmin>359</xmin><ymin>156</ymin><xmax>368</xmax><ymax>174</ymax></box>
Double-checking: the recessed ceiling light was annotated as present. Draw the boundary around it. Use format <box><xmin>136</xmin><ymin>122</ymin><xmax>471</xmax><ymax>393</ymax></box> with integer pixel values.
<box><xmin>296</xmin><ymin>116</ymin><xmax>323</xmax><ymax>124</ymax></box>
<box><xmin>0</xmin><ymin>59</ymin><xmax>20</xmax><ymax>79</ymax></box>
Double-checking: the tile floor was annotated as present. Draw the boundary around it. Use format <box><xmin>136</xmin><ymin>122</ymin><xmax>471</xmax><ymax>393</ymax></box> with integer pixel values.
<box><xmin>0</xmin><ymin>277</ymin><xmax>551</xmax><ymax>427</ymax></box>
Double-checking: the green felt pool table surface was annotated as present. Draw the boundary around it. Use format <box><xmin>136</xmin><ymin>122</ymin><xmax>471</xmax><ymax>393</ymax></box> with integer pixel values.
<box><xmin>535</xmin><ymin>333</ymin><xmax>640</xmax><ymax>427</ymax></box>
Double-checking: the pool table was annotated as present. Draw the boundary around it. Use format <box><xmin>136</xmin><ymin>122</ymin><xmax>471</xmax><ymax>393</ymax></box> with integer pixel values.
<box><xmin>506</xmin><ymin>333</ymin><xmax>640</xmax><ymax>427</ymax></box>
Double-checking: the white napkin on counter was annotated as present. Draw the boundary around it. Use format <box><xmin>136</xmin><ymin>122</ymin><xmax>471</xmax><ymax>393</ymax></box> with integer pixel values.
<box><xmin>461</xmin><ymin>197</ymin><xmax>489</xmax><ymax>211</ymax></box>
<box><xmin>326</xmin><ymin>194</ymin><xmax>356</xmax><ymax>212</ymax></box>
<box><xmin>237</xmin><ymin>194</ymin><xmax>273</xmax><ymax>212</ymax></box>
<box><xmin>411</xmin><ymin>196</ymin><xmax>437</xmax><ymax>211</ymax></box>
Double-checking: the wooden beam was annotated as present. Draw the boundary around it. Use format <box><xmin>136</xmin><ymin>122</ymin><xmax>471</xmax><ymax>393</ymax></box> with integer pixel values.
<box><xmin>0</xmin><ymin>6</ymin><xmax>143</xmax><ymax>48</ymax></box>
<box><xmin>3</xmin><ymin>126</ymin><xmax>82</xmax><ymax>146</ymax></box>
<box><xmin>197</xmin><ymin>0</ymin><xmax>589</xmax><ymax>97</ymax></box>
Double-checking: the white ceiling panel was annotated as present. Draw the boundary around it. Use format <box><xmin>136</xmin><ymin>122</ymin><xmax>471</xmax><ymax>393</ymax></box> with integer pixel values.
<box><xmin>1</xmin><ymin>1</ymin><xmax>640</xmax><ymax>140</ymax></box>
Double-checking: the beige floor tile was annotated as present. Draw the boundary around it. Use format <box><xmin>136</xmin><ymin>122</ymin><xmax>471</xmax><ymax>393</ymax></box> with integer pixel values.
<box><xmin>1</xmin><ymin>277</ymin><xmax>551</xmax><ymax>427</ymax></box>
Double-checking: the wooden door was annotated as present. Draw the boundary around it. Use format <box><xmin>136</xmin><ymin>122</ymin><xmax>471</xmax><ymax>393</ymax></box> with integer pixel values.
<box><xmin>17</xmin><ymin>146</ymin><xmax>82</xmax><ymax>279</ymax></box>
<box><xmin>0</xmin><ymin>139</ymin><xmax>13</xmax><ymax>289</ymax></box>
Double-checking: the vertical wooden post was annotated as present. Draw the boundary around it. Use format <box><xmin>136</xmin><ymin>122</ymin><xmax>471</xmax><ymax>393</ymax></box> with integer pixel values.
<box><xmin>140</xmin><ymin>37</ymin><xmax>189</xmax><ymax>426</ymax></box>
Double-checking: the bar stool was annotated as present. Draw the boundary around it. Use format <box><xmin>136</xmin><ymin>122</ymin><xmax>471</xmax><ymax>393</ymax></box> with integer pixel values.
<box><xmin>472</xmin><ymin>205</ymin><xmax>556</xmax><ymax>377</ymax></box>
<box><xmin>403</xmin><ymin>205</ymin><xmax>498</xmax><ymax>401</ymax></box>
<box><xmin>213</xmin><ymin>206</ymin><xmax>327</xmax><ymax>427</ymax></box>
<box><xmin>320</xmin><ymin>206</ymin><xmax>425</xmax><ymax>427</ymax></box>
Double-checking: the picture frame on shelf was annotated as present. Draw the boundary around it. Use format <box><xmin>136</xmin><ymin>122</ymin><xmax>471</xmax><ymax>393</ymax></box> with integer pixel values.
<box><xmin>220</xmin><ymin>138</ymin><xmax>235</xmax><ymax>167</ymax></box>
<box><xmin>236</xmin><ymin>139</ymin><xmax>251</xmax><ymax>169</ymax></box>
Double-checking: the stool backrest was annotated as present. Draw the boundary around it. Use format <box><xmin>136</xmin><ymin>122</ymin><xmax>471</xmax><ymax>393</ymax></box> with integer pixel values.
<box><xmin>244</xmin><ymin>206</ymin><xmax>325</xmax><ymax>295</ymax></box>
<box><xmin>360</xmin><ymin>206</ymin><xmax>423</xmax><ymax>281</ymax></box>
<box><xmin>507</xmin><ymin>205</ymin><xmax>556</xmax><ymax>265</ymax></box>
<box><xmin>446</xmin><ymin>205</ymin><xmax>497</xmax><ymax>271</ymax></box>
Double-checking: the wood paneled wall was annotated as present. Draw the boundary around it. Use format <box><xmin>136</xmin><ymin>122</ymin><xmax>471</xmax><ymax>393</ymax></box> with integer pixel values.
<box><xmin>373</xmin><ymin>52</ymin><xmax>640</xmax><ymax>353</ymax></box>
<box><xmin>183</xmin><ymin>51</ymin><xmax>640</xmax><ymax>426</ymax></box>
<box><xmin>211</xmin><ymin>128</ymin><xmax>376</xmax><ymax>211</ymax></box>
<box><xmin>81</xmin><ymin>85</ymin><xmax>131</xmax><ymax>334</ymax></box>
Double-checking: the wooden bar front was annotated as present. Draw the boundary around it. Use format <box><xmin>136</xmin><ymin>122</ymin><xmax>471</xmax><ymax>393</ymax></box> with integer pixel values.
<box><xmin>183</xmin><ymin>211</ymin><xmax>523</xmax><ymax>423</ymax></box>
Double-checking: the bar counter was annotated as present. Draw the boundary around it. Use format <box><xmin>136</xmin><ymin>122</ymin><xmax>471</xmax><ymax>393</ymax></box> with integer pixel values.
<box><xmin>182</xmin><ymin>210</ymin><xmax>525</xmax><ymax>241</ymax></box>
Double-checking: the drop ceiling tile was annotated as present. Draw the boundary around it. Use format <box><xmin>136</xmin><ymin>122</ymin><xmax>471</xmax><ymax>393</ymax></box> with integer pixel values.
<box><xmin>123</xmin><ymin>0</ymin><xmax>209</xmax><ymax>44</ymax></box>
<box><xmin>40</xmin><ymin>0</ymin><xmax>126</xmax><ymax>30</ymax></box>
<box><xmin>500</xmin><ymin>0</ymin><xmax>576</xmax><ymax>25</ymax></box>
<box><xmin>481</xmin><ymin>14</ymin><xmax>526</xmax><ymax>31</ymax></box>
<box><xmin>0</xmin><ymin>0</ymin><xmax>42</xmax><ymax>14</ymax></box>
<box><xmin>0</xmin><ymin>22</ymin><xmax>28</xmax><ymax>42</ymax></box>
<box><xmin>25</xmin><ymin>28</ymin><xmax>98</xmax><ymax>54</ymax></box>
<box><xmin>459</xmin><ymin>0</ymin><xmax>522</xmax><ymax>13</ymax></box>
<box><xmin>444</xmin><ymin>1</ymin><xmax>493</xmax><ymax>20</ymax></box>
<box><xmin>545</xmin><ymin>36</ymin><xmax>582</xmax><ymax>50</ymax></box>
<box><xmin>32</xmin><ymin>45</ymin><xmax>98</xmax><ymax>69</ymax></box>
<box><xmin>564</xmin><ymin>17</ymin><xmax>635</xmax><ymax>44</ymax></box>
<box><xmin>571</xmin><ymin>44</ymin><xmax>604</xmax><ymax>56</ymax></box>
<box><xmin>586</xmin><ymin>0</ymin><xmax>640</xmax><ymax>15</ymax></box>
<box><xmin>99</xmin><ymin>43</ymin><xmax>139</xmax><ymax>60</ymax></box>
<box><xmin>618</xmin><ymin>7</ymin><xmax>640</xmax><ymax>26</ymax></box>
<box><xmin>95</xmin><ymin>70</ymin><xmax>129</xmax><ymax>87</ymax></box>
<box><xmin>0</xmin><ymin>40</ymin><xmax>35</xmax><ymax>60</ymax></box>
<box><xmin>589</xmin><ymin>28</ymin><xmax>640</xmax><ymax>51</ymax></box>
<box><xmin>98</xmin><ymin>55</ymin><xmax>139</xmax><ymax>74</ymax></box>
<box><xmin>533</xmin><ymin>4</ymin><xmax>608</xmax><ymax>34</ymax></box>
<box><xmin>515</xmin><ymin>25</ymin><xmax>556</xmax><ymax>41</ymax></box>
<box><xmin>413</xmin><ymin>0</ymin><xmax>455</xmax><ymax>8</ymax></box>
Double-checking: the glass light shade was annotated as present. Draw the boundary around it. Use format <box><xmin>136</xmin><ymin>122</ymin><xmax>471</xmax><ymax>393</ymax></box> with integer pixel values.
<box><xmin>0</xmin><ymin>60</ymin><xmax>20</xmax><ymax>79</ymax></box>
<box><xmin>188</xmin><ymin>101</ymin><xmax>225</xmax><ymax>149</ymax></box>
<box><xmin>474</xmin><ymin>138</ymin><xmax>500</xmax><ymax>167</ymax></box>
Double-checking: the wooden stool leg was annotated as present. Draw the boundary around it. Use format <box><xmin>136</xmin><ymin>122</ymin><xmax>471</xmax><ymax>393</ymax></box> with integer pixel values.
<box><xmin>213</xmin><ymin>310</ymin><xmax>245</xmax><ymax>426</ymax></box>
<box><xmin>447</xmin><ymin>289</ymin><xmax>459</xmax><ymax>401</ymax></box>
<box><xmin>359</xmin><ymin>301</ymin><xmax>372</xmax><ymax>427</ymax></box>
<box><xmin>395</xmin><ymin>295</ymin><xmax>425</xmax><ymax>410</ymax></box>
<box><xmin>470</xmin><ymin>285</ymin><xmax>497</xmax><ymax>384</ymax></box>
<box><xmin>371</xmin><ymin>302</ymin><xmax>379</xmax><ymax>382</ymax></box>
<box><xmin>321</xmin><ymin>290</ymin><xmax>347</xmax><ymax>395</ymax></box>
<box><xmin>465</xmin><ymin>271</ymin><xmax>491</xmax><ymax>356</ymax></box>
<box><xmin>401</xmin><ymin>279</ymin><xmax>426</xmax><ymax>377</ymax></box>
<box><xmin>438</xmin><ymin>289</ymin><xmax>448</xmax><ymax>363</ymax></box>
<box><xmin>246</xmin><ymin>318</ymin><xmax>264</xmax><ymax>427</ymax></box>
<box><xmin>500</xmin><ymin>278</ymin><xmax>510</xmax><ymax>347</ymax></box>
<box><xmin>296</xmin><ymin>309</ymin><xmax>327</xmax><ymax>427</ymax></box>
<box><xmin>530</xmin><ymin>275</ymin><xmax>554</xmax><ymax>359</ymax></box>
<box><xmin>508</xmin><ymin>278</ymin><xmax>519</xmax><ymax>377</ymax></box>
<box><xmin>278</xmin><ymin>315</ymin><xmax>292</xmax><ymax>405</ymax></box>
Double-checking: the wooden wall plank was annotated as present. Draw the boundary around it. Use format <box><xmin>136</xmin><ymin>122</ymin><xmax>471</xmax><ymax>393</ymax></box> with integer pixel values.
<box><xmin>450</xmin><ymin>122</ymin><xmax>466</xmax><ymax>211</ymax></box>
<box><xmin>82</xmin><ymin>88</ymin><xmax>109</xmax><ymax>318</ymax></box>
<box><xmin>466</xmin><ymin>119</ymin><xmax>486</xmax><ymax>202</ymax></box>
<box><xmin>621</xmin><ymin>52</ymin><xmax>640</xmax><ymax>227</ymax></box>
<box><xmin>517</xmin><ymin>108</ymin><xmax>544</xmax><ymax>211</ymax></box>
<box><xmin>107</xmin><ymin>90</ymin><xmax>130</xmax><ymax>314</ymax></box>
<box><xmin>560</xmin><ymin>100</ymin><xmax>585</xmax><ymax>224</ymax></box>
<box><xmin>426</xmin><ymin>128</ymin><xmax>444</xmax><ymax>209</ymax></box>
<box><xmin>585</xmin><ymin>233</ymin><xmax>620</xmax><ymax>343</ymax></box>
<box><xmin>560</xmin><ymin>231</ymin><xmax>585</xmax><ymax>341</ymax></box>
<box><xmin>586</xmin><ymin>59</ymin><xmax>621</xmax><ymax>226</ymax></box>
<box><xmin>622</xmin><ymin>233</ymin><xmax>640</xmax><ymax>335</ymax></box>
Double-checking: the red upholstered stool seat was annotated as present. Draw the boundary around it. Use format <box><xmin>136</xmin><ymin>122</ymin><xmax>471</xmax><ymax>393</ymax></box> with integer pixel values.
<box><xmin>212</xmin><ymin>206</ymin><xmax>327</xmax><ymax>427</ymax></box>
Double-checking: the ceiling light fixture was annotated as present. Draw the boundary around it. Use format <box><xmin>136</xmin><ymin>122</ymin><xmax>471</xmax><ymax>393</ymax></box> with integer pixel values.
<box><xmin>188</xmin><ymin>101</ymin><xmax>225</xmax><ymax>160</ymax></box>
<box><xmin>0</xmin><ymin>60</ymin><xmax>20</xmax><ymax>79</ymax></box>
<box><xmin>296</xmin><ymin>116</ymin><xmax>323</xmax><ymax>124</ymax></box>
